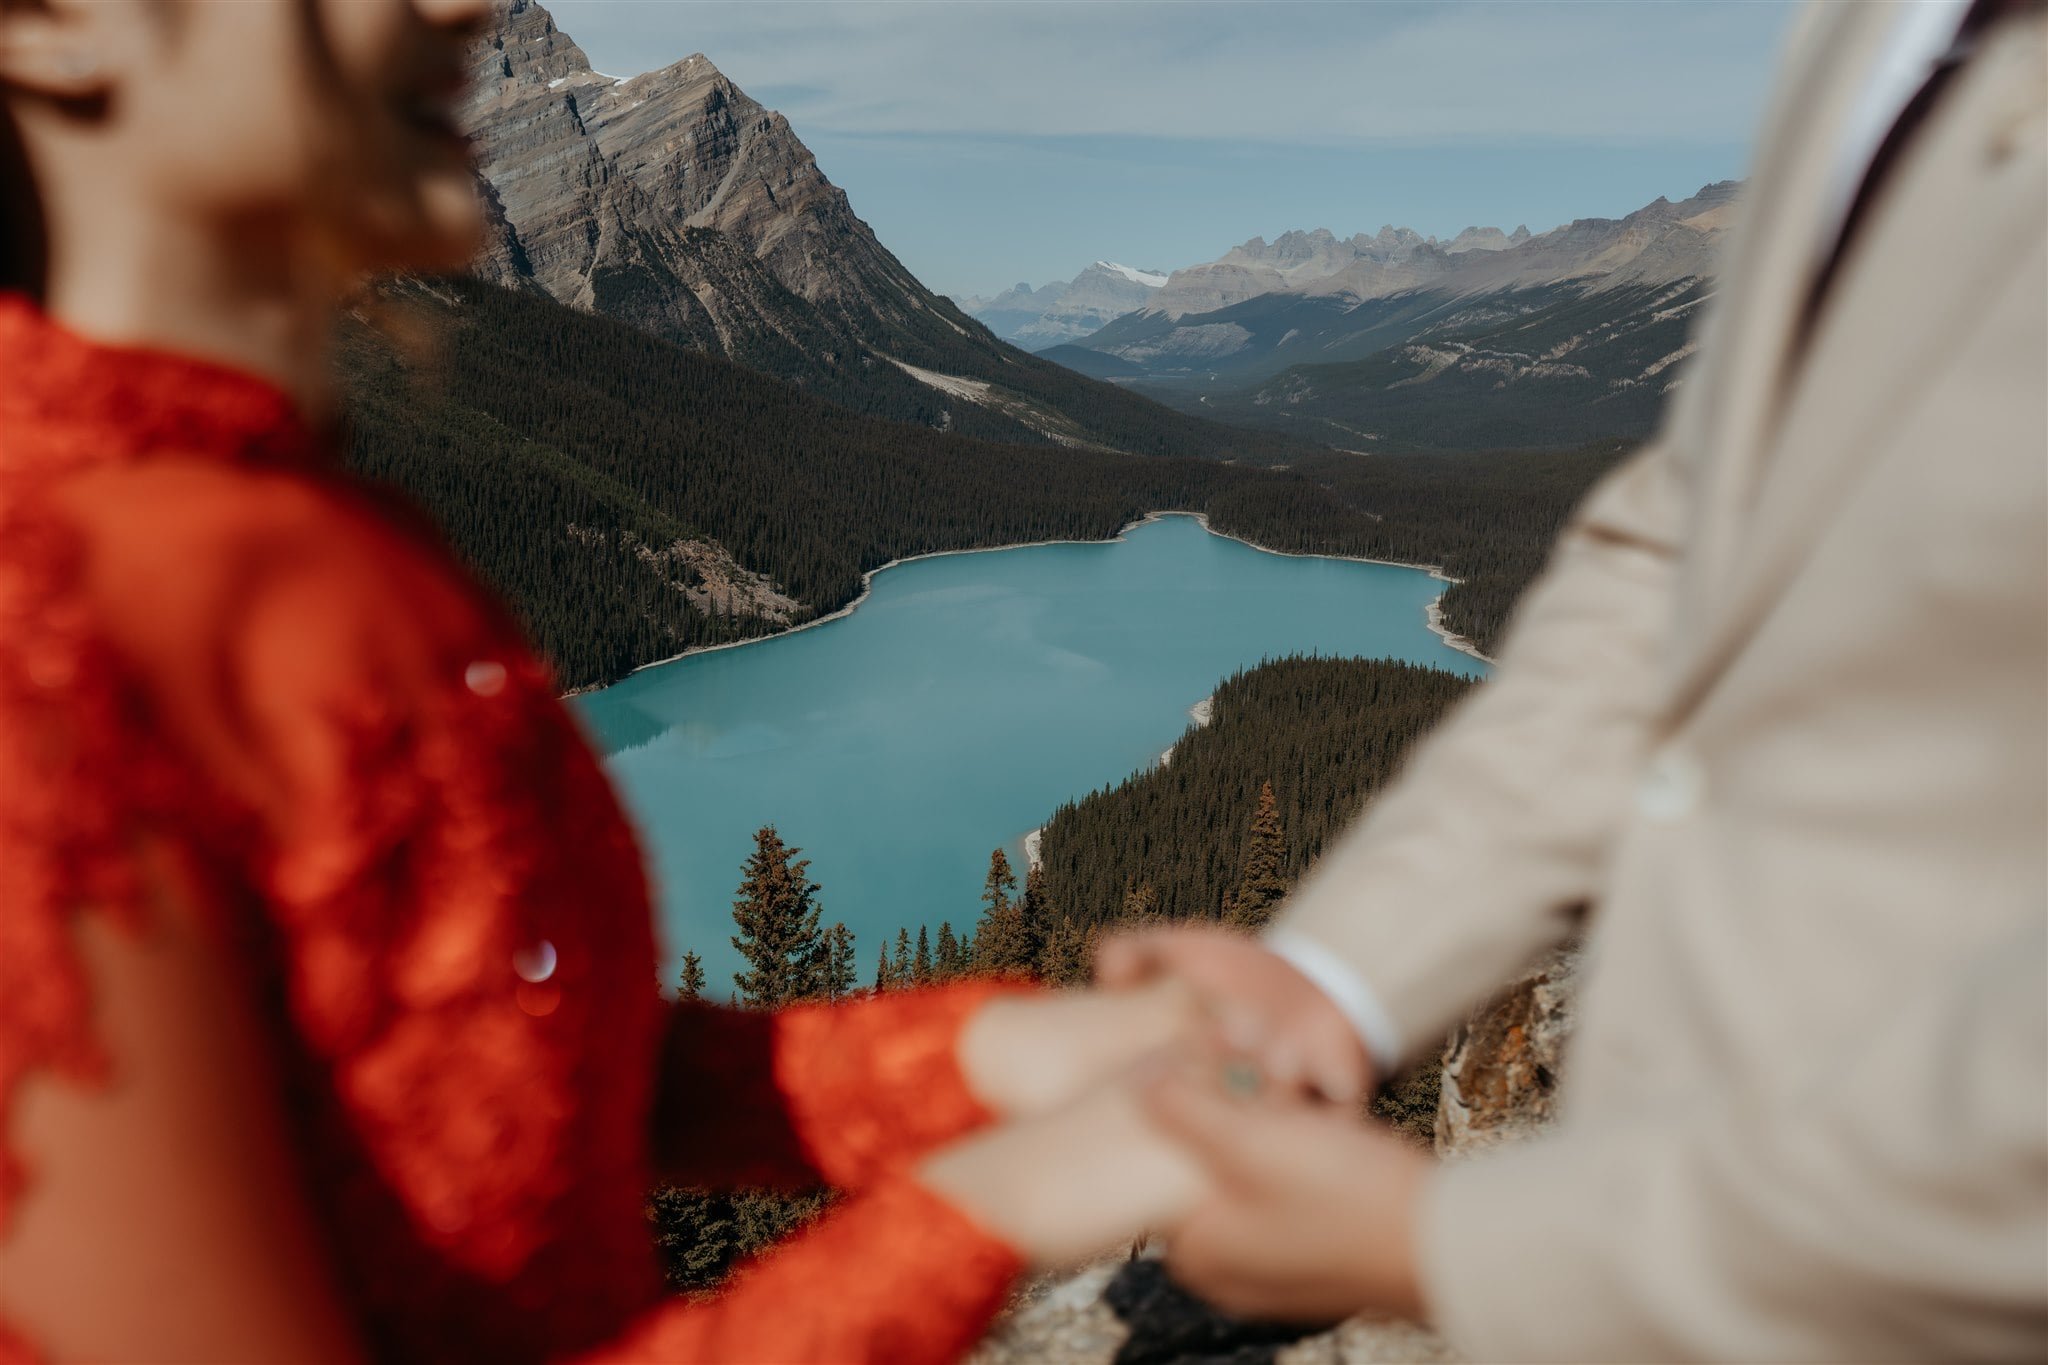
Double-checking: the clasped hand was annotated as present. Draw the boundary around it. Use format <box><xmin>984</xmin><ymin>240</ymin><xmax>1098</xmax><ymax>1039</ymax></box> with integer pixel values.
<box><xmin>918</xmin><ymin>927</ymin><xmax>1430</xmax><ymax>1326</ymax></box>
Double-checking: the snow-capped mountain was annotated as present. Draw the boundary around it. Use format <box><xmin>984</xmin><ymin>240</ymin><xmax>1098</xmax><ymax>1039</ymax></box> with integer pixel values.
<box><xmin>1095</xmin><ymin>262</ymin><xmax>1170</xmax><ymax>288</ymax></box>
<box><xmin>956</xmin><ymin>260</ymin><xmax>1173</xmax><ymax>350</ymax></box>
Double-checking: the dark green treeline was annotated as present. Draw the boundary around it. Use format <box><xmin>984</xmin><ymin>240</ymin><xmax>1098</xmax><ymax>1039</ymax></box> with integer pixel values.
<box><xmin>338</xmin><ymin>279</ymin><xmax>1622</xmax><ymax>689</ymax></box>
<box><xmin>1035</xmin><ymin>657</ymin><xmax>1474</xmax><ymax>935</ymax></box>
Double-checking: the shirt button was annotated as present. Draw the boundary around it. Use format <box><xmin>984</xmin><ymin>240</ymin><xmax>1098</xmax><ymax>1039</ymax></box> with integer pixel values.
<box><xmin>1637</xmin><ymin>747</ymin><xmax>1704</xmax><ymax>822</ymax></box>
<box><xmin>464</xmin><ymin>659</ymin><xmax>508</xmax><ymax>697</ymax></box>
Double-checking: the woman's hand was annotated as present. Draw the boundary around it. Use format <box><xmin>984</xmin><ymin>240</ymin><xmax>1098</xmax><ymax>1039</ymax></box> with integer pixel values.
<box><xmin>955</xmin><ymin>979</ymin><xmax>1204</xmax><ymax>1119</ymax></box>
<box><xmin>916</xmin><ymin>1068</ymin><xmax>1210</xmax><ymax>1270</ymax></box>
<box><xmin>1143</xmin><ymin>1068</ymin><xmax>1432</xmax><ymax>1324</ymax></box>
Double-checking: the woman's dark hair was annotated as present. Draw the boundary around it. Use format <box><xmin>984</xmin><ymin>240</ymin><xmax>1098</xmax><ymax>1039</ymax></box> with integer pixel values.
<box><xmin>1</xmin><ymin>101</ymin><xmax>48</xmax><ymax>300</ymax></box>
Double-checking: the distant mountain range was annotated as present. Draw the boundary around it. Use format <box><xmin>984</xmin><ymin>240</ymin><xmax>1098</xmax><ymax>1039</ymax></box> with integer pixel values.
<box><xmin>1032</xmin><ymin>181</ymin><xmax>1738</xmax><ymax>450</ymax></box>
<box><xmin>955</xmin><ymin>262</ymin><xmax>1171</xmax><ymax>349</ymax></box>
<box><xmin>458</xmin><ymin>0</ymin><xmax>1301</xmax><ymax>462</ymax></box>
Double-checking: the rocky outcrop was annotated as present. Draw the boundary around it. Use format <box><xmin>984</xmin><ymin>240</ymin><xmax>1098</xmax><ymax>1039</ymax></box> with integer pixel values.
<box><xmin>1435</xmin><ymin>946</ymin><xmax>1578</xmax><ymax>1155</ymax></box>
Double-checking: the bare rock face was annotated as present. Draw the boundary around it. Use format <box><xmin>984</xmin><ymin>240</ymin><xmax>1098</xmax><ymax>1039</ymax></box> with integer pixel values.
<box><xmin>1435</xmin><ymin>945</ymin><xmax>1580</xmax><ymax>1156</ymax></box>
<box><xmin>461</xmin><ymin>0</ymin><xmax>949</xmax><ymax>364</ymax></box>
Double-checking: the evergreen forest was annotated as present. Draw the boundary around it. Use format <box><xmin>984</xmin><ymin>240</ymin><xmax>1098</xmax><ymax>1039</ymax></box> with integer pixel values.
<box><xmin>1032</xmin><ymin>657</ymin><xmax>1475</xmax><ymax>935</ymax></box>
<box><xmin>338</xmin><ymin>279</ymin><xmax>1625</xmax><ymax>688</ymax></box>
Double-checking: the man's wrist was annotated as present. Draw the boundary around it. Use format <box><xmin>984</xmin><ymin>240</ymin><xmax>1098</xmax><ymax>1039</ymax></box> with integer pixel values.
<box><xmin>1264</xmin><ymin>927</ymin><xmax>1404</xmax><ymax>1066</ymax></box>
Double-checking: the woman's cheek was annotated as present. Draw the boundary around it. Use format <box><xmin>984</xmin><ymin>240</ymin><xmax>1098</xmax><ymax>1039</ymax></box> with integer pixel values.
<box><xmin>411</xmin><ymin>169</ymin><xmax>485</xmax><ymax>270</ymax></box>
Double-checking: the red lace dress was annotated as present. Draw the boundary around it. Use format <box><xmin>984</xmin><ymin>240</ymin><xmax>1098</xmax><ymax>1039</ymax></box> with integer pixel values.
<box><xmin>0</xmin><ymin>295</ymin><xmax>1023</xmax><ymax>1363</ymax></box>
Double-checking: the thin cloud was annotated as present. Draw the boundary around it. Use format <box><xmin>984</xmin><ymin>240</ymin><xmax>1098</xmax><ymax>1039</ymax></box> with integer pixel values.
<box><xmin>549</xmin><ymin>0</ymin><xmax>1797</xmax><ymax>146</ymax></box>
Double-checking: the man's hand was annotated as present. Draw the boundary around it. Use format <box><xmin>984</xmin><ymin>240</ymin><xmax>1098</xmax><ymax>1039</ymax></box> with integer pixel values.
<box><xmin>1096</xmin><ymin>925</ymin><xmax>1375</xmax><ymax>1103</ymax></box>
<box><xmin>1144</xmin><ymin>1068</ymin><xmax>1432</xmax><ymax>1325</ymax></box>
<box><xmin>956</xmin><ymin>979</ymin><xmax>1202</xmax><ymax>1119</ymax></box>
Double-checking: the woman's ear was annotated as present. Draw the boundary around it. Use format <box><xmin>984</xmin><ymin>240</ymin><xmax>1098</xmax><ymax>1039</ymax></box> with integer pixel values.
<box><xmin>0</xmin><ymin>0</ymin><xmax>124</xmax><ymax>105</ymax></box>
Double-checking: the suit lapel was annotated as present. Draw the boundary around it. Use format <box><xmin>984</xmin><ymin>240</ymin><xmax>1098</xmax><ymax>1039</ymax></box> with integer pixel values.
<box><xmin>1668</xmin><ymin>10</ymin><xmax>2048</xmax><ymax>718</ymax></box>
<box><xmin>1675</xmin><ymin>2</ymin><xmax>1907</xmax><ymax>607</ymax></box>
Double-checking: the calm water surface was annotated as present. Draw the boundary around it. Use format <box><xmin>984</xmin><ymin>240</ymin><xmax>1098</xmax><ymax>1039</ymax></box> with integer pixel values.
<box><xmin>575</xmin><ymin>514</ymin><xmax>1487</xmax><ymax>992</ymax></box>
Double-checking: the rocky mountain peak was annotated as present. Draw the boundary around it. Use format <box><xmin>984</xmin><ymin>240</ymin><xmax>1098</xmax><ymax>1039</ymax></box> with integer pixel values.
<box><xmin>462</xmin><ymin>0</ymin><xmax>935</xmax><ymax>338</ymax></box>
<box><xmin>1442</xmin><ymin>225</ymin><xmax>1516</xmax><ymax>254</ymax></box>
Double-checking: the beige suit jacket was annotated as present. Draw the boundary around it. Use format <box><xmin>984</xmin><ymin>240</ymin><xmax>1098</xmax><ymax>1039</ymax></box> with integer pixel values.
<box><xmin>1277</xmin><ymin>4</ymin><xmax>2048</xmax><ymax>1359</ymax></box>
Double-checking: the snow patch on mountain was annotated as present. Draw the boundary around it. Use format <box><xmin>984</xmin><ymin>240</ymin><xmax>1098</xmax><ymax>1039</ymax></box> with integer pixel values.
<box><xmin>1095</xmin><ymin>261</ymin><xmax>1169</xmax><ymax>288</ymax></box>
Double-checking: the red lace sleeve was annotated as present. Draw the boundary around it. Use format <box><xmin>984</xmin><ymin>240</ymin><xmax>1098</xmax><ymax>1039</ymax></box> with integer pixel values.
<box><xmin>773</xmin><ymin>981</ymin><xmax>1040</xmax><ymax>1187</ymax></box>
<box><xmin>653</xmin><ymin>981</ymin><xmax>1040</xmax><ymax>1191</ymax></box>
<box><xmin>581</xmin><ymin>1177</ymin><xmax>1021</xmax><ymax>1365</ymax></box>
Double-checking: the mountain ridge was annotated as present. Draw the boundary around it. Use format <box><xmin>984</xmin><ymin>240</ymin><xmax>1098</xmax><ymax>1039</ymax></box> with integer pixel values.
<box><xmin>460</xmin><ymin>0</ymin><xmax>1311</xmax><ymax>464</ymax></box>
<box><xmin>1047</xmin><ymin>182</ymin><xmax>1738</xmax><ymax>450</ymax></box>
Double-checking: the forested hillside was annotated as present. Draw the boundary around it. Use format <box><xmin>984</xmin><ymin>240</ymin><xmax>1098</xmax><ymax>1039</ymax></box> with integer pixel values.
<box><xmin>1282</xmin><ymin>441</ymin><xmax>1632</xmax><ymax>654</ymax></box>
<box><xmin>1034</xmin><ymin>658</ymin><xmax>1475</xmax><ymax>933</ymax></box>
<box><xmin>340</xmin><ymin>279</ymin><xmax>1621</xmax><ymax>687</ymax></box>
<box><xmin>339</xmin><ymin>279</ymin><xmax>1310</xmax><ymax>687</ymax></box>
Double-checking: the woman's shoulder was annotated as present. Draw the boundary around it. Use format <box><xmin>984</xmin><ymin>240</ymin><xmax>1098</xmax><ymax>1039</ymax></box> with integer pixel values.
<box><xmin>54</xmin><ymin>454</ymin><xmax>488</xmax><ymax>654</ymax></box>
<box><xmin>23</xmin><ymin>454</ymin><xmax>539</xmax><ymax>815</ymax></box>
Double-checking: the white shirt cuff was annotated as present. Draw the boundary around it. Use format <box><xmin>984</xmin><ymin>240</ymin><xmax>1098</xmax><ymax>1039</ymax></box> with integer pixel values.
<box><xmin>1264</xmin><ymin>927</ymin><xmax>1405</xmax><ymax>1065</ymax></box>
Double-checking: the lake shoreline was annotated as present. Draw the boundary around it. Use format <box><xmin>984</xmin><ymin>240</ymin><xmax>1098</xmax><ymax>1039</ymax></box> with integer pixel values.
<box><xmin>1023</xmin><ymin>690</ymin><xmax>1215</xmax><ymax>874</ymax></box>
<box><xmin>570</xmin><ymin>509</ymin><xmax>1492</xmax><ymax>697</ymax></box>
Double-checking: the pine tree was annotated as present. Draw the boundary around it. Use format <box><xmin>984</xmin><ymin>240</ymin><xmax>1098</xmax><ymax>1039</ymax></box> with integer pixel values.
<box><xmin>935</xmin><ymin>922</ymin><xmax>961</xmax><ymax>978</ymax></box>
<box><xmin>678</xmin><ymin>950</ymin><xmax>707</xmax><ymax>1002</ymax></box>
<box><xmin>729</xmin><ymin>825</ymin><xmax>827</xmax><ymax>1007</ymax></box>
<box><xmin>822</xmin><ymin>922</ymin><xmax>858</xmax><ymax>1000</ymax></box>
<box><xmin>913</xmin><ymin>925</ymin><xmax>933</xmax><ymax>983</ymax></box>
<box><xmin>1036</xmin><ymin>917</ymin><xmax>1096</xmax><ymax>987</ymax></box>
<box><xmin>1017</xmin><ymin>863</ymin><xmax>1052</xmax><ymax>953</ymax></box>
<box><xmin>1223</xmin><ymin>780</ymin><xmax>1290</xmax><ymax>931</ymax></box>
<box><xmin>974</xmin><ymin>859</ymin><xmax>1046</xmax><ymax>976</ymax></box>
<box><xmin>874</xmin><ymin>943</ymin><xmax>893</xmax><ymax>993</ymax></box>
<box><xmin>1121</xmin><ymin>882</ymin><xmax>1162</xmax><ymax>922</ymax></box>
<box><xmin>982</xmin><ymin>848</ymin><xmax>1018</xmax><ymax>919</ymax></box>
<box><xmin>892</xmin><ymin>927</ymin><xmax>912</xmax><ymax>985</ymax></box>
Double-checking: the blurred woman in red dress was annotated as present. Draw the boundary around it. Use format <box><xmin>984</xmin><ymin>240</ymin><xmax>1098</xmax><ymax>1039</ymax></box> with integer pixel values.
<box><xmin>0</xmin><ymin>2</ymin><xmax>1203</xmax><ymax>1360</ymax></box>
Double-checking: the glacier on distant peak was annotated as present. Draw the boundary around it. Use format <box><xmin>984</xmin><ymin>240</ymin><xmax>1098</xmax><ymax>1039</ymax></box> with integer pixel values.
<box><xmin>958</xmin><ymin>257</ymin><xmax>1176</xmax><ymax>350</ymax></box>
<box><xmin>1095</xmin><ymin>261</ymin><xmax>1170</xmax><ymax>288</ymax></box>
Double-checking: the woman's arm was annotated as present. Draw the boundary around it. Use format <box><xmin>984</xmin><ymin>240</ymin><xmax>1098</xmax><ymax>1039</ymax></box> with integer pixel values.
<box><xmin>0</xmin><ymin>866</ymin><xmax>365</xmax><ymax>1364</ymax></box>
<box><xmin>603</xmin><ymin>1065</ymin><xmax>1209</xmax><ymax>1365</ymax></box>
<box><xmin>0</xmin><ymin>879</ymin><xmax>1201</xmax><ymax>1365</ymax></box>
<box><xmin>650</xmin><ymin>980</ymin><xmax>1202</xmax><ymax>1191</ymax></box>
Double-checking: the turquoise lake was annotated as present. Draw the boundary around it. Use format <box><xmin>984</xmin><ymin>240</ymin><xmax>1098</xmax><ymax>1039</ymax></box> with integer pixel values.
<box><xmin>575</xmin><ymin>513</ymin><xmax>1487</xmax><ymax>994</ymax></box>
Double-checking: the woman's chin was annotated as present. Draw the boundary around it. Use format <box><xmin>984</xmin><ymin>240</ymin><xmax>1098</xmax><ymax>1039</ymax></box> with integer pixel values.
<box><xmin>346</xmin><ymin>174</ymin><xmax>484</xmax><ymax>277</ymax></box>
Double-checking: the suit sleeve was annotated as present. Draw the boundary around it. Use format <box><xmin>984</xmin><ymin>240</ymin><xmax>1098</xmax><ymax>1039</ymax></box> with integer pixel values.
<box><xmin>1420</xmin><ymin>910</ymin><xmax>2048</xmax><ymax>1362</ymax></box>
<box><xmin>652</xmin><ymin>981</ymin><xmax>1036</xmax><ymax>1191</ymax></box>
<box><xmin>1275</xmin><ymin>439</ymin><xmax>1688</xmax><ymax>1065</ymax></box>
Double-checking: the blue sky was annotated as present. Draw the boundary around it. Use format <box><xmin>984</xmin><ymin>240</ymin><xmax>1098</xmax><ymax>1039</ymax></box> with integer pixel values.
<box><xmin>548</xmin><ymin>1</ymin><xmax>1803</xmax><ymax>300</ymax></box>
